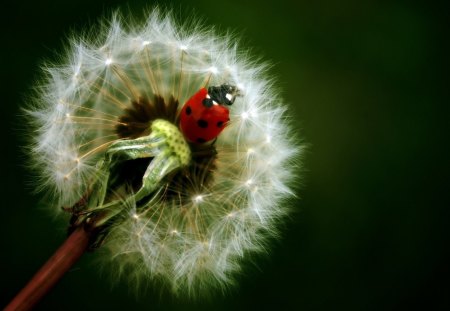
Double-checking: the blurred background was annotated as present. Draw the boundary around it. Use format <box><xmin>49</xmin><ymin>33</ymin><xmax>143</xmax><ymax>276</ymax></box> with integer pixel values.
<box><xmin>1</xmin><ymin>0</ymin><xmax>448</xmax><ymax>310</ymax></box>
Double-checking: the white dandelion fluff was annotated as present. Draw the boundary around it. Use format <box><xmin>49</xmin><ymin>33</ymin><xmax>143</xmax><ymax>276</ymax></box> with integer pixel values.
<box><xmin>28</xmin><ymin>10</ymin><xmax>302</xmax><ymax>296</ymax></box>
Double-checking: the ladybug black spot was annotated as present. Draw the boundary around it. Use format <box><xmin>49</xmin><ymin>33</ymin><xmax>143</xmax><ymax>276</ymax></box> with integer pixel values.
<box><xmin>217</xmin><ymin>121</ymin><xmax>223</xmax><ymax>128</ymax></box>
<box><xmin>197</xmin><ymin>119</ymin><xmax>208</xmax><ymax>128</ymax></box>
<box><xmin>202</xmin><ymin>98</ymin><xmax>213</xmax><ymax>108</ymax></box>
<box><xmin>197</xmin><ymin>138</ymin><xmax>206</xmax><ymax>143</ymax></box>
<box><xmin>186</xmin><ymin>106</ymin><xmax>192</xmax><ymax>115</ymax></box>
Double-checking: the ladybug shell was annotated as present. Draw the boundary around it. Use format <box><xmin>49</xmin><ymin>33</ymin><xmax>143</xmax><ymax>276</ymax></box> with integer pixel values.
<box><xmin>180</xmin><ymin>88</ymin><xmax>230</xmax><ymax>143</ymax></box>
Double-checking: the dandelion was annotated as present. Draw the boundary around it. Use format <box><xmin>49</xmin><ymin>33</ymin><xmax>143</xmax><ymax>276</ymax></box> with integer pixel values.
<box><xmin>7</xmin><ymin>9</ymin><xmax>302</xmax><ymax>309</ymax></box>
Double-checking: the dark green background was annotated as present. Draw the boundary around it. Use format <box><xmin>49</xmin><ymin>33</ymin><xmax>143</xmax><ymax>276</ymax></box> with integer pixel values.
<box><xmin>1</xmin><ymin>0</ymin><xmax>448</xmax><ymax>310</ymax></box>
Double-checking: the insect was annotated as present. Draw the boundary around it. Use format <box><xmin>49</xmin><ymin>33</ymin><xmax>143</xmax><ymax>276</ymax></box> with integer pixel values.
<box><xmin>180</xmin><ymin>84</ymin><xmax>239</xmax><ymax>143</ymax></box>
<box><xmin>69</xmin><ymin>85</ymin><xmax>239</xmax><ymax>230</ymax></box>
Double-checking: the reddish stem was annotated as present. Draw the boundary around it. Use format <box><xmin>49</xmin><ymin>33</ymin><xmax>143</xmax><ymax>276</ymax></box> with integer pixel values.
<box><xmin>4</xmin><ymin>227</ymin><xmax>91</xmax><ymax>311</ymax></box>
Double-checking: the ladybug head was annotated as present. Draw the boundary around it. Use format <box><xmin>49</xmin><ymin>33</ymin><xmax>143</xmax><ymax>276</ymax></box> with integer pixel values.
<box><xmin>204</xmin><ymin>84</ymin><xmax>239</xmax><ymax>107</ymax></box>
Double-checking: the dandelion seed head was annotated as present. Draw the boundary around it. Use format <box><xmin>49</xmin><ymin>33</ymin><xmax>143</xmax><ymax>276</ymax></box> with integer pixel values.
<box><xmin>28</xmin><ymin>9</ymin><xmax>303</xmax><ymax>297</ymax></box>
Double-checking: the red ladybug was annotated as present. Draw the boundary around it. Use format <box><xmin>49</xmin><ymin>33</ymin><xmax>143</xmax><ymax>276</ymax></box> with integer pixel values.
<box><xmin>180</xmin><ymin>84</ymin><xmax>238</xmax><ymax>143</ymax></box>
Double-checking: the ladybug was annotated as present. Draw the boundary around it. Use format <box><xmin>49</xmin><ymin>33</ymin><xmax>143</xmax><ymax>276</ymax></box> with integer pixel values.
<box><xmin>180</xmin><ymin>84</ymin><xmax>239</xmax><ymax>143</ymax></box>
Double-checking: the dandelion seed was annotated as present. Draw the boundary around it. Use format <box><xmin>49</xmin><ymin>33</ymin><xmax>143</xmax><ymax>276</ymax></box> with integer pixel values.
<box><xmin>24</xmin><ymin>9</ymin><xmax>302</xmax><ymax>299</ymax></box>
<box><xmin>208</xmin><ymin>66</ymin><xmax>219</xmax><ymax>74</ymax></box>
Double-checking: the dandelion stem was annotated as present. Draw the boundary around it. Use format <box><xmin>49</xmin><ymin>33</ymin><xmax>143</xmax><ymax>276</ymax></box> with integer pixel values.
<box><xmin>5</xmin><ymin>227</ymin><xmax>91</xmax><ymax>311</ymax></box>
